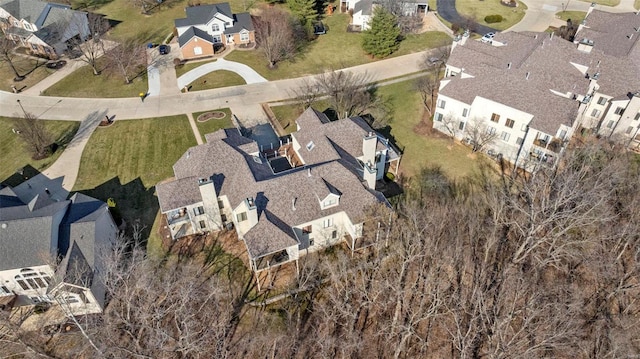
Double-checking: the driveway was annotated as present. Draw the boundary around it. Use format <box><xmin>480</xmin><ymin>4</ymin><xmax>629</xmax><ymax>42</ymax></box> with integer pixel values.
<box><xmin>436</xmin><ymin>0</ymin><xmax>499</xmax><ymax>35</ymax></box>
<box><xmin>176</xmin><ymin>57</ymin><xmax>268</xmax><ymax>90</ymax></box>
<box><xmin>147</xmin><ymin>43</ymin><xmax>181</xmax><ymax>97</ymax></box>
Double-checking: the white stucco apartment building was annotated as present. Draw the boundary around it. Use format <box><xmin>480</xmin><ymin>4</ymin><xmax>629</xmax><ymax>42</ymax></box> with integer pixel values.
<box><xmin>433</xmin><ymin>9</ymin><xmax>640</xmax><ymax>169</ymax></box>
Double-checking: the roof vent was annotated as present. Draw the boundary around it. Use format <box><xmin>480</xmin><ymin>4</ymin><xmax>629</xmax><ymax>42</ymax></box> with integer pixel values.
<box><xmin>507</xmin><ymin>62</ymin><xmax>511</xmax><ymax>69</ymax></box>
<box><xmin>628</xmin><ymin>34</ymin><xmax>634</xmax><ymax>40</ymax></box>
<box><xmin>306</xmin><ymin>141</ymin><xmax>315</xmax><ymax>151</ymax></box>
<box><xmin>526</xmin><ymin>72</ymin><xmax>530</xmax><ymax>80</ymax></box>
<box><xmin>307</xmin><ymin>167</ymin><xmax>311</xmax><ymax>177</ymax></box>
<box><xmin>1</xmin><ymin>223</ymin><xmax>6</xmax><ymax>229</ymax></box>
<box><xmin>292</xmin><ymin>197</ymin><xmax>296</xmax><ymax>211</ymax></box>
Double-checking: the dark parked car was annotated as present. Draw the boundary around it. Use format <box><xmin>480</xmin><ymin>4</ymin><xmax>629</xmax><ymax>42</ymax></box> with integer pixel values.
<box><xmin>158</xmin><ymin>44</ymin><xmax>170</xmax><ymax>55</ymax></box>
<box><xmin>45</xmin><ymin>60</ymin><xmax>67</xmax><ymax>69</ymax></box>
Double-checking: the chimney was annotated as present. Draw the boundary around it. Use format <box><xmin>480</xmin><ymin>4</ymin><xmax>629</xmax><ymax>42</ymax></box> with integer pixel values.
<box><xmin>198</xmin><ymin>176</ymin><xmax>222</xmax><ymax>231</ymax></box>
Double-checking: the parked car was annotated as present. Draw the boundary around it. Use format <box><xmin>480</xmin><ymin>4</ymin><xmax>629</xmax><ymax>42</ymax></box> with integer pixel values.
<box><xmin>481</xmin><ymin>32</ymin><xmax>495</xmax><ymax>44</ymax></box>
<box><xmin>158</xmin><ymin>44</ymin><xmax>170</xmax><ymax>55</ymax></box>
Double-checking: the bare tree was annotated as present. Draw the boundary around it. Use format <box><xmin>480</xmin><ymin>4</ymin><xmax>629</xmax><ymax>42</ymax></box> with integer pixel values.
<box><xmin>0</xmin><ymin>35</ymin><xmax>24</xmax><ymax>80</ymax></box>
<box><xmin>253</xmin><ymin>7</ymin><xmax>299</xmax><ymax>69</ymax></box>
<box><xmin>104</xmin><ymin>39</ymin><xmax>145</xmax><ymax>84</ymax></box>
<box><xmin>66</xmin><ymin>13</ymin><xmax>109</xmax><ymax>75</ymax></box>
<box><xmin>463</xmin><ymin>118</ymin><xmax>499</xmax><ymax>152</ymax></box>
<box><xmin>13</xmin><ymin>112</ymin><xmax>53</xmax><ymax>159</ymax></box>
<box><xmin>289</xmin><ymin>77</ymin><xmax>323</xmax><ymax>111</ymax></box>
<box><xmin>376</xmin><ymin>0</ymin><xmax>423</xmax><ymax>34</ymax></box>
<box><xmin>414</xmin><ymin>74</ymin><xmax>439</xmax><ymax>117</ymax></box>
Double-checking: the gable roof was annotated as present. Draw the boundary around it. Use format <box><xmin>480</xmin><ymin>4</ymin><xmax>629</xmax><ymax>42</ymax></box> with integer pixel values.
<box><xmin>223</xmin><ymin>12</ymin><xmax>253</xmax><ymax>34</ymax></box>
<box><xmin>175</xmin><ymin>2</ymin><xmax>233</xmax><ymax>28</ymax></box>
<box><xmin>156</xmin><ymin>176</ymin><xmax>203</xmax><ymax>212</ymax></box>
<box><xmin>0</xmin><ymin>0</ymin><xmax>48</xmax><ymax>23</ymax></box>
<box><xmin>178</xmin><ymin>26</ymin><xmax>214</xmax><ymax>47</ymax></box>
<box><xmin>354</xmin><ymin>0</ymin><xmax>373</xmax><ymax>15</ymax></box>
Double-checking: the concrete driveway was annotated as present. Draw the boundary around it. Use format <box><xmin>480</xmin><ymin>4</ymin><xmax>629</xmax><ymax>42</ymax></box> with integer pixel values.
<box><xmin>177</xmin><ymin>57</ymin><xmax>268</xmax><ymax>90</ymax></box>
<box><xmin>147</xmin><ymin>43</ymin><xmax>180</xmax><ymax>97</ymax></box>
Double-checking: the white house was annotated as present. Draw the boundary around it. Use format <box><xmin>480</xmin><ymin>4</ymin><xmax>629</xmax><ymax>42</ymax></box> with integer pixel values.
<box><xmin>340</xmin><ymin>0</ymin><xmax>427</xmax><ymax>31</ymax></box>
<box><xmin>0</xmin><ymin>178</ymin><xmax>117</xmax><ymax>316</ymax></box>
<box><xmin>432</xmin><ymin>10</ymin><xmax>640</xmax><ymax>170</ymax></box>
<box><xmin>174</xmin><ymin>2</ymin><xmax>254</xmax><ymax>59</ymax></box>
<box><xmin>156</xmin><ymin>108</ymin><xmax>400</xmax><ymax>283</ymax></box>
<box><xmin>0</xmin><ymin>0</ymin><xmax>90</xmax><ymax>59</ymax></box>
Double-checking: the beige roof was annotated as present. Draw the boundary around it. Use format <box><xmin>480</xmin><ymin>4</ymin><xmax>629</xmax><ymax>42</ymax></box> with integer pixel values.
<box><xmin>442</xmin><ymin>22</ymin><xmax>640</xmax><ymax>135</ymax></box>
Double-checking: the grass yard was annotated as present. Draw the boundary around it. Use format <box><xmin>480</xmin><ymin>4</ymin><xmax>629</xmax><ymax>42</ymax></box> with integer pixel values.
<box><xmin>0</xmin><ymin>117</ymin><xmax>80</xmax><ymax>183</ymax></box>
<box><xmin>185</xmin><ymin>70</ymin><xmax>246</xmax><ymax>91</ymax></box>
<box><xmin>636</xmin><ymin>0</ymin><xmax>640</xmax><ymax>10</ymax></box>
<box><xmin>270</xmin><ymin>100</ymin><xmax>331</xmax><ymax>135</ymax></box>
<box><xmin>89</xmin><ymin>0</ymin><xmax>256</xmax><ymax>43</ymax></box>
<box><xmin>193</xmin><ymin>108</ymin><xmax>234</xmax><ymax>140</ymax></box>
<box><xmin>42</xmin><ymin>58</ymin><xmax>147</xmax><ymax>98</ymax></box>
<box><xmin>556</xmin><ymin>11</ymin><xmax>587</xmax><ymax>23</ymax></box>
<box><xmin>578</xmin><ymin>0</ymin><xmax>619</xmax><ymax>5</ymax></box>
<box><xmin>73</xmin><ymin>115</ymin><xmax>197</xmax><ymax>243</ymax></box>
<box><xmin>377</xmin><ymin>79</ymin><xmax>484</xmax><ymax>179</ymax></box>
<box><xmin>456</xmin><ymin>0</ymin><xmax>527</xmax><ymax>31</ymax></box>
<box><xmin>226</xmin><ymin>13</ymin><xmax>451</xmax><ymax>81</ymax></box>
<box><xmin>0</xmin><ymin>57</ymin><xmax>55</xmax><ymax>93</ymax></box>
<box><xmin>175</xmin><ymin>58</ymin><xmax>217</xmax><ymax>78</ymax></box>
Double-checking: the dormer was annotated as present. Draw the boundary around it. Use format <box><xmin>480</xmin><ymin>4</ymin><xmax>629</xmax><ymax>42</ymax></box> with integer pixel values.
<box><xmin>320</xmin><ymin>193</ymin><xmax>340</xmax><ymax>210</ymax></box>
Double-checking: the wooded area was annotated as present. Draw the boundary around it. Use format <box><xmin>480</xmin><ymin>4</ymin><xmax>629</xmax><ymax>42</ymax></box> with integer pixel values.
<box><xmin>3</xmin><ymin>141</ymin><xmax>640</xmax><ymax>358</ymax></box>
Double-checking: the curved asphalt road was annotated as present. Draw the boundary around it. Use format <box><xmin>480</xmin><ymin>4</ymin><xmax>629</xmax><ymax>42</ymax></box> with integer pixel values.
<box><xmin>437</xmin><ymin>0</ymin><xmax>498</xmax><ymax>35</ymax></box>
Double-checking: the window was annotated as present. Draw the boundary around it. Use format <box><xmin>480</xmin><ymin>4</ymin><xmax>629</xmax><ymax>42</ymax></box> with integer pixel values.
<box><xmin>591</xmin><ymin>109</ymin><xmax>601</xmax><ymax>117</ymax></box>
<box><xmin>615</xmin><ymin>107</ymin><xmax>625</xmax><ymax>115</ymax></box>
<box><xmin>303</xmin><ymin>225</ymin><xmax>312</xmax><ymax>234</ymax></box>
<box><xmin>450</xmin><ymin>71</ymin><xmax>458</xmax><ymax>77</ymax></box>
<box><xmin>194</xmin><ymin>46</ymin><xmax>203</xmax><ymax>55</ymax></box>
<box><xmin>14</xmin><ymin>270</ymin><xmax>52</xmax><ymax>291</ymax></box>
<box><xmin>31</xmin><ymin>43</ymin><xmax>38</xmax><ymax>50</ymax></box>
<box><xmin>516</xmin><ymin>137</ymin><xmax>524</xmax><ymax>145</ymax></box>
<box><xmin>306</xmin><ymin>141</ymin><xmax>315</xmax><ymax>151</ymax></box>
<box><xmin>462</xmin><ymin>108</ymin><xmax>468</xmax><ymax>117</ymax></box>
<box><xmin>501</xmin><ymin>132</ymin><xmax>510</xmax><ymax>142</ymax></box>
<box><xmin>236</xmin><ymin>212</ymin><xmax>247</xmax><ymax>222</ymax></box>
<box><xmin>559</xmin><ymin>129</ymin><xmax>567</xmax><ymax>139</ymax></box>
<box><xmin>309</xmin><ymin>238</ymin><xmax>314</xmax><ymax>246</ymax></box>
<box><xmin>607</xmin><ymin>120</ymin><xmax>615</xmax><ymax>129</ymax></box>
<box><xmin>331</xmin><ymin>230</ymin><xmax>338</xmax><ymax>239</ymax></box>
<box><xmin>459</xmin><ymin>121</ymin><xmax>465</xmax><ymax>131</ymax></box>
<box><xmin>521</xmin><ymin>124</ymin><xmax>527</xmax><ymax>132</ymax></box>
<box><xmin>486</xmin><ymin>126</ymin><xmax>496</xmax><ymax>135</ymax></box>
<box><xmin>212</xmin><ymin>24</ymin><xmax>220</xmax><ymax>32</ymax></box>
<box><xmin>24</xmin><ymin>23</ymin><xmax>31</xmax><ymax>31</ymax></box>
<box><xmin>226</xmin><ymin>22</ymin><xmax>232</xmax><ymax>27</ymax></box>
<box><xmin>0</xmin><ymin>285</ymin><xmax>9</xmax><ymax>295</ymax></box>
<box><xmin>437</xmin><ymin>99</ymin><xmax>446</xmax><ymax>109</ymax></box>
<box><xmin>324</xmin><ymin>197</ymin><xmax>336</xmax><ymax>207</ymax></box>
<box><xmin>221</xmin><ymin>214</ymin><xmax>227</xmax><ymax>222</ymax></box>
<box><xmin>434</xmin><ymin>113</ymin><xmax>443</xmax><ymax>122</ymax></box>
<box><xmin>490</xmin><ymin>113</ymin><xmax>500</xmax><ymax>123</ymax></box>
<box><xmin>635</xmin><ymin>113</ymin><xmax>640</xmax><ymax>121</ymax></box>
<box><xmin>218</xmin><ymin>200</ymin><xmax>224</xmax><ymax>209</ymax></box>
<box><xmin>505</xmin><ymin>118</ymin><xmax>515</xmax><ymax>128</ymax></box>
<box><xmin>626</xmin><ymin>126</ymin><xmax>634</xmax><ymax>134</ymax></box>
<box><xmin>240</xmin><ymin>32</ymin><xmax>249</xmax><ymax>41</ymax></box>
<box><xmin>199</xmin><ymin>220</ymin><xmax>206</xmax><ymax>229</ymax></box>
<box><xmin>212</xmin><ymin>35</ymin><xmax>222</xmax><ymax>43</ymax></box>
<box><xmin>597</xmin><ymin>96</ymin><xmax>607</xmax><ymax>105</ymax></box>
<box><xmin>323</xmin><ymin>218</ymin><xmax>333</xmax><ymax>228</ymax></box>
<box><xmin>194</xmin><ymin>206</ymin><xmax>204</xmax><ymax>215</ymax></box>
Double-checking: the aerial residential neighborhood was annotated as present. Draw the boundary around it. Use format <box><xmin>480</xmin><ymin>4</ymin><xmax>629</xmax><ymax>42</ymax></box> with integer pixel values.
<box><xmin>1</xmin><ymin>0</ymin><xmax>640</xmax><ymax>357</ymax></box>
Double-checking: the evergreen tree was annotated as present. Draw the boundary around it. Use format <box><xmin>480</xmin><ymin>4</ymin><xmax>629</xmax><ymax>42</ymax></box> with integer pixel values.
<box><xmin>288</xmin><ymin>0</ymin><xmax>318</xmax><ymax>34</ymax></box>
<box><xmin>362</xmin><ymin>7</ymin><xmax>402</xmax><ymax>58</ymax></box>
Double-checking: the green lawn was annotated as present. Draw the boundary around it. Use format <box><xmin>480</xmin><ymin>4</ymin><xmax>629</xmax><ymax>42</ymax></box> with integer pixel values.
<box><xmin>226</xmin><ymin>13</ymin><xmax>451</xmax><ymax>81</ymax></box>
<box><xmin>0</xmin><ymin>56</ymin><xmax>55</xmax><ymax>93</ymax></box>
<box><xmin>193</xmin><ymin>108</ymin><xmax>234</xmax><ymax>140</ymax></box>
<box><xmin>377</xmin><ymin>79</ymin><xmax>483</xmax><ymax>179</ymax></box>
<box><xmin>185</xmin><ymin>70</ymin><xmax>246</xmax><ymax>91</ymax></box>
<box><xmin>578</xmin><ymin>0</ymin><xmax>619</xmax><ymax>5</ymax></box>
<box><xmin>636</xmin><ymin>0</ymin><xmax>640</xmax><ymax>10</ymax></box>
<box><xmin>42</xmin><ymin>58</ymin><xmax>147</xmax><ymax>98</ymax></box>
<box><xmin>73</xmin><ymin>115</ymin><xmax>197</xmax><ymax>242</ymax></box>
<box><xmin>556</xmin><ymin>11</ymin><xmax>587</xmax><ymax>23</ymax></box>
<box><xmin>0</xmin><ymin>117</ymin><xmax>80</xmax><ymax>183</ymax></box>
<box><xmin>175</xmin><ymin>58</ymin><xmax>217</xmax><ymax>78</ymax></box>
<box><xmin>456</xmin><ymin>0</ymin><xmax>527</xmax><ymax>31</ymax></box>
<box><xmin>89</xmin><ymin>0</ymin><xmax>256</xmax><ymax>43</ymax></box>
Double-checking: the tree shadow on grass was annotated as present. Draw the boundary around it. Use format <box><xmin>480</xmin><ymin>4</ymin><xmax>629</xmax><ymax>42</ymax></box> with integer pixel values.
<box><xmin>1</xmin><ymin>164</ymin><xmax>41</xmax><ymax>188</ymax></box>
<box><xmin>75</xmin><ymin>176</ymin><xmax>159</xmax><ymax>247</ymax></box>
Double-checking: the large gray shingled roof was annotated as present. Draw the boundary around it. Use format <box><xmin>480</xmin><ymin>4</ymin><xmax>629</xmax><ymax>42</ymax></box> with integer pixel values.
<box><xmin>174</xmin><ymin>3</ymin><xmax>233</xmax><ymax>28</ymax></box>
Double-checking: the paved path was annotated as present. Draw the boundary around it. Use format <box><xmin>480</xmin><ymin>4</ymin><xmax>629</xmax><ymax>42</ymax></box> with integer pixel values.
<box><xmin>436</xmin><ymin>0</ymin><xmax>499</xmax><ymax>34</ymax></box>
<box><xmin>177</xmin><ymin>58</ymin><xmax>268</xmax><ymax>90</ymax></box>
<box><xmin>186</xmin><ymin>112</ymin><xmax>204</xmax><ymax>145</ymax></box>
<box><xmin>506</xmin><ymin>0</ymin><xmax>637</xmax><ymax>32</ymax></box>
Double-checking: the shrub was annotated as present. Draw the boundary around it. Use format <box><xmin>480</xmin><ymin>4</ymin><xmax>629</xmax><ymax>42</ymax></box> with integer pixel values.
<box><xmin>484</xmin><ymin>14</ymin><xmax>504</xmax><ymax>23</ymax></box>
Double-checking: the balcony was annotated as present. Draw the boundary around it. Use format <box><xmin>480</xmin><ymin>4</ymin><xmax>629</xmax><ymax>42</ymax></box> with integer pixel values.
<box><xmin>167</xmin><ymin>208</ymin><xmax>190</xmax><ymax>226</ymax></box>
<box><xmin>253</xmin><ymin>250</ymin><xmax>291</xmax><ymax>271</ymax></box>
<box><xmin>533</xmin><ymin>138</ymin><xmax>563</xmax><ymax>153</ymax></box>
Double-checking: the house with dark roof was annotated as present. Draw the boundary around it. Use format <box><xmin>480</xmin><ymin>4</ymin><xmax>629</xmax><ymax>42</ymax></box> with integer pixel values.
<box><xmin>340</xmin><ymin>0</ymin><xmax>427</xmax><ymax>31</ymax></box>
<box><xmin>0</xmin><ymin>0</ymin><xmax>89</xmax><ymax>59</ymax></box>
<box><xmin>156</xmin><ymin>108</ymin><xmax>399</xmax><ymax>283</ymax></box>
<box><xmin>174</xmin><ymin>2</ymin><xmax>254</xmax><ymax>59</ymax></box>
<box><xmin>0</xmin><ymin>177</ymin><xmax>117</xmax><ymax>316</ymax></box>
<box><xmin>432</xmin><ymin>9</ymin><xmax>640</xmax><ymax>170</ymax></box>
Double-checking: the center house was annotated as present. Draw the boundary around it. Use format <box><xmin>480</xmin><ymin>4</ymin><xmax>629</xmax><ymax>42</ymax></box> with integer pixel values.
<box><xmin>156</xmin><ymin>108</ymin><xmax>400</xmax><ymax>277</ymax></box>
